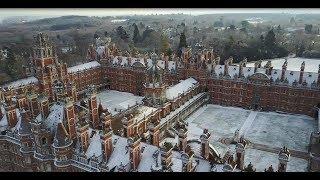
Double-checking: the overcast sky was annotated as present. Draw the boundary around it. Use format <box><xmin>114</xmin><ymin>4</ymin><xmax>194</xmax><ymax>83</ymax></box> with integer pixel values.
<box><xmin>0</xmin><ymin>8</ymin><xmax>320</xmax><ymax>18</ymax></box>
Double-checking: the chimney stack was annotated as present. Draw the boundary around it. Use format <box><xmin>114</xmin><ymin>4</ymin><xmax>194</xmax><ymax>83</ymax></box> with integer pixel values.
<box><xmin>299</xmin><ymin>61</ymin><xmax>305</xmax><ymax>84</ymax></box>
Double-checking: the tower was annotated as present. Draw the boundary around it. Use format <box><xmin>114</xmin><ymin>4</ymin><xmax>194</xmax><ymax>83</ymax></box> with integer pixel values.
<box><xmin>31</xmin><ymin>32</ymin><xmax>68</xmax><ymax>101</ymax></box>
<box><xmin>53</xmin><ymin>122</ymin><xmax>73</xmax><ymax>171</ymax></box>
<box><xmin>76</xmin><ymin>119</ymin><xmax>90</xmax><ymax>153</ymax></box>
<box><xmin>4</xmin><ymin>100</ymin><xmax>18</xmax><ymax>128</ymax></box>
<box><xmin>144</xmin><ymin>53</ymin><xmax>167</xmax><ymax>107</ymax></box>
<box><xmin>100</xmin><ymin>124</ymin><xmax>113</xmax><ymax>161</ymax></box>
<box><xmin>87</xmin><ymin>85</ymin><xmax>99</xmax><ymax>128</ymax></box>
<box><xmin>18</xmin><ymin>109</ymin><xmax>34</xmax><ymax>171</ymax></box>
<box><xmin>278</xmin><ymin>146</ymin><xmax>290</xmax><ymax>172</ymax></box>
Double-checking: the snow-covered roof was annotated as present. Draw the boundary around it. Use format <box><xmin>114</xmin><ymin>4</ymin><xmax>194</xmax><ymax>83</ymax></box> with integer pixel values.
<box><xmin>2</xmin><ymin>76</ymin><xmax>38</xmax><ymax>89</ymax></box>
<box><xmin>67</xmin><ymin>61</ymin><xmax>101</xmax><ymax>73</ymax></box>
<box><xmin>106</xmin><ymin>135</ymin><xmax>130</xmax><ymax>170</ymax></box>
<box><xmin>247</xmin><ymin>57</ymin><xmax>320</xmax><ymax>73</ymax></box>
<box><xmin>111</xmin><ymin>56</ymin><xmax>177</xmax><ymax>71</ymax></box>
<box><xmin>137</xmin><ymin>142</ymin><xmax>162</xmax><ymax>172</ymax></box>
<box><xmin>86</xmin><ymin>130</ymin><xmax>102</xmax><ymax>158</ymax></box>
<box><xmin>132</xmin><ymin>106</ymin><xmax>157</xmax><ymax>124</ymax></box>
<box><xmin>166</xmin><ymin>78</ymin><xmax>198</xmax><ymax>100</ymax></box>
<box><xmin>44</xmin><ymin>103</ymin><xmax>64</xmax><ymax>133</ymax></box>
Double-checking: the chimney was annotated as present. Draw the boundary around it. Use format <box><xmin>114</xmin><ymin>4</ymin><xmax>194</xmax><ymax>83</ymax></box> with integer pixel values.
<box><xmin>77</xmin><ymin>122</ymin><xmax>90</xmax><ymax>152</ymax></box>
<box><xmin>121</xmin><ymin>116</ymin><xmax>134</xmax><ymax>138</ymax></box>
<box><xmin>281</xmin><ymin>59</ymin><xmax>288</xmax><ymax>82</ymax></box>
<box><xmin>254</xmin><ymin>60</ymin><xmax>262</xmax><ymax>73</ymax></box>
<box><xmin>235</xmin><ymin>136</ymin><xmax>247</xmax><ymax>170</ymax></box>
<box><xmin>264</xmin><ymin>60</ymin><xmax>272</xmax><ymax>75</ymax></box>
<box><xmin>100</xmin><ymin>126</ymin><xmax>113</xmax><ymax>161</ymax></box>
<box><xmin>164</xmin><ymin>57</ymin><xmax>169</xmax><ymax>70</ymax></box>
<box><xmin>200</xmin><ymin>129</ymin><xmax>211</xmax><ymax>160</ymax></box>
<box><xmin>224</xmin><ymin>57</ymin><xmax>231</xmax><ymax>76</ymax></box>
<box><xmin>5</xmin><ymin>101</ymin><xmax>18</xmax><ymax>128</ymax></box>
<box><xmin>299</xmin><ymin>61</ymin><xmax>305</xmax><ymax>84</ymax></box>
<box><xmin>160</xmin><ymin>142</ymin><xmax>173</xmax><ymax>171</ymax></box>
<box><xmin>65</xmin><ymin>99</ymin><xmax>76</xmax><ymax>139</ymax></box>
<box><xmin>128</xmin><ymin>137</ymin><xmax>141</xmax><ymax>171</ymax></box>
<box><xmin>148</xmin><ymin>122</ymin><xmax>160</xmax><ymax>146</ymax></box>
<box><xmin>178</xmin><ymin>129</ymin><xmax>188</xmax><ymax>152</ymax></box>
<box><xmin>278</xmin><ymin>146</ymin><xmax>290</xmax><ymax>172</ymax></box>
<box><xmin>238</xmin><ymin>59</ymin><xmax>246</xmax><ymax>78</ymax></box>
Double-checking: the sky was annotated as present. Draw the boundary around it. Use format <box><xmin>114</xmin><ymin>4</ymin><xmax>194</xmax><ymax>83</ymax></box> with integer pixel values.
<box><xmin>0</xmin><ymin>8</ymin><xmax>320</xmax><ymax>18</ymax></box>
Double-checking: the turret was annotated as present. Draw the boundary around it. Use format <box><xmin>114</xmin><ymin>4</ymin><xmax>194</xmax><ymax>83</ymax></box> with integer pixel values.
<box><xmin>100</xmin><ymin>125</ymin><xmax>113</xmax><ymax>161</ymax></box>
<box><xmin>53</xmin><ymin>122</ymin><xmax>73</xmax><ymax>171</ymax></box>
<box><xmin>27</xmin><ymin>92</ymin><xmax>39</xmax><ymax>118</ymax></box>
<box><xmin>4</xmin><ymin>101</ymin><xmax>18</xmax><ymax>128</ymax></box>
<box><xmin>87</xmin><ymin>85</ymin><xmax>99</xmax><ymax>128</ymax></box>
<box><xmin>64</xmin><ymin>98</ymin><xmax>76</xmax><ymax>140</ymax></box>
<box><xmin>76</xmin><ymin>120</ymin><xmax>90</xmax><ymax>153</ymax></box>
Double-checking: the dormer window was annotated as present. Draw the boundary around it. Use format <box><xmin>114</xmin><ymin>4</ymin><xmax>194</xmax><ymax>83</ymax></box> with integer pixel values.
<box><xmin>309</xmin><ymin>74</ymin><xmax>312</xmax><ymax>77</ymax></box>
<box><xmin>274</xmin><ymin>71</ymin><xmax>277</xmax><ymax>74</ymax></box>
<box><xmin>290</xmin><ymin>71</ymin><xmax>293</xmax><ymax>75</ymax></box>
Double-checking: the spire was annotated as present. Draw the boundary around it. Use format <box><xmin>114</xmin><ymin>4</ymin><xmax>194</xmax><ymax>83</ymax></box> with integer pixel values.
<box><xmin>54</xmin><ymin>122</ymin><xmax>71</xmax><ymax>147</ymax></box>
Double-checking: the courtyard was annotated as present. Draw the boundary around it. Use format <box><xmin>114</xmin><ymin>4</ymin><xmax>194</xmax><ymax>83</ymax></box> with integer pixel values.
<box><xmin>185</xmin><ymin>104</ymin><xmax>316</xmax><ymax>172</ymax></box>
<box><xmin>96</xmin><ymin>90</ymin><xmax>144</xmax><ymax>116</ymax></box>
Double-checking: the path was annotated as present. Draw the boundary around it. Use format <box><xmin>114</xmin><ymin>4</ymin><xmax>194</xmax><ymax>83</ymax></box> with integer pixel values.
<box><xmin>238</xmin><ymin>111</ymin><xmax>258</xmax><ymax>137</ymax></box>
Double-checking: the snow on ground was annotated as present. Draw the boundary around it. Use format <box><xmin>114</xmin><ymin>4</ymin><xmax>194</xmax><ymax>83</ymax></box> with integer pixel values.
<box><xmin>96</xmin><ymin>90</ymin><xmax>144</xmax><ymax>116</ymax></box>
<box><xmin>244</xmin><ymin>148</ymin><xmax>308</xmax><ymax>172</ymax></box>
<box><xmin>246</xmin><ymin>57</ymin><xmax>320</xmax><ymax>73</ymax></box>
<box><xmin>245</xmin><ymin>111</ymin><xmax>315</xmax><ymax>152</ymax></box>
<box><xmin>67</xmin><ymin>61</ymin><xmax>100</xmax><ymax>73</ymax></box>
<box><xmin>185</xmin><ymin>104</ymin><xmax>315</xmax><ymax>171</ymax></box>
<box><xmin>185</xmin><ymin>104</ymin><xmax>250</xmax><ymax>142</ymax></box>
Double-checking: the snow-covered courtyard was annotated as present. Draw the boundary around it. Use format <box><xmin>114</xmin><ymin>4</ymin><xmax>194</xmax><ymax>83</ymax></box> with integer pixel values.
<box><xmin>185</xmin><ymin>104</ymin><xmax>316</xmax><ymax>172</ymax></box>
<box><xmin>96</xmin><ymin>90</ymin><xmax>144</xmax><ymax>116</ymax></box>
<box><xmin>246</xmin><ymin>111</ymin><xmax>315</xmax><ymax>152</ymax></box>
<box><xmin>186</xmin><ymin>105</ymin><xmax>251</xmax><ymax>142</ymax></box>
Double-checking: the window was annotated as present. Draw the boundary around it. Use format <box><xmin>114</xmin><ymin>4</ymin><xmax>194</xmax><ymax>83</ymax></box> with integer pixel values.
<box><xmin>41</xmin><ymin>137</ymin><xmax>47</xmax><ymax>145</ymax></box>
